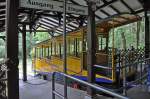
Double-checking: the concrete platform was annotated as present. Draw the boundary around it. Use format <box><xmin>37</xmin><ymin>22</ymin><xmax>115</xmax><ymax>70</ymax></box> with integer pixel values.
<box><xmin>19</xmin><ymin>76</ymin><xmax>150</xmax><ymax>99</ymax></box>
<box><xmin>19</xmin><ymin>76</ymin><xmax>114</xmax><ymax>99</ymax></box>
<box><xmin>127</xmin><ymin>85</ymin><xmax>150</xmax><ymax>99</ymax></box>
<box><xmin>19</xmin><ymin>76</ymin><xmax>86</xmax><ymax>99</ymax></box>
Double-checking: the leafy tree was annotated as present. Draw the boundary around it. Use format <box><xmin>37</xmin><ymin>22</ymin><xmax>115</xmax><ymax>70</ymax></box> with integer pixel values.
<box><xmin>108</xmin><ymin>19</ymin><xmax>145</xmax><ymax>49</ymax></box>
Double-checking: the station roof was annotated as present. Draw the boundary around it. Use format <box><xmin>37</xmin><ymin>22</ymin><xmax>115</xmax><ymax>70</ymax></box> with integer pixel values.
<box><xmin>0</xmin><ymin>0</ymin><xmax>145</xmax><ymax>35</ymax></box>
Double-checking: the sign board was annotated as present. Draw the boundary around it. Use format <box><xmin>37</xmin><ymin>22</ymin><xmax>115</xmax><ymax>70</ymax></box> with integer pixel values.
<box><xmin>20</xmin><ymin>0</ymin><xmax>88</xmax><ymax>15</ymax></box>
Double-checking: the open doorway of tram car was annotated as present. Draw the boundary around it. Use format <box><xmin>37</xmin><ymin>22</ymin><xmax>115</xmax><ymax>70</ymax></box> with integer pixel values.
<box><xmin>32</xmin><ymin>13</ymin><xmax>144</xmax><ymax>90</ymax></box>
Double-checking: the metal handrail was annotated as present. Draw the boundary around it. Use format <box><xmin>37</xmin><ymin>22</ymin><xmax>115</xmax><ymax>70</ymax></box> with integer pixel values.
<box><xmin>120</xmin><ymin>57</ymin><xmax>150</xmax><ymax>95</ymax></box>
<box><xmin>94</xmin><ymin>58</ymin><xmax>150</xmax><ymax>70</ymax></box>
<box><xmin>121</xmin><ymin>58</ymin><xmax>150</xmax><ymax>69</ymax></box>
<box><xmin>52</xmin><ymin>72</ymin><xmax>129</xmax><ymax>99</ymax></box>
<box><xmin>94</xmin><ymin>65</ymin><xmax>112</xmax><ymax>70</ymax></box>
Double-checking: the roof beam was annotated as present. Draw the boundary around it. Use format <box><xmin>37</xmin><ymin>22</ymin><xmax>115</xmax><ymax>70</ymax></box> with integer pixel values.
<box><xmin>43</xmin><ymin>17</ymin><xmax>74</xmax><ymax>30</ymax></box>
<box><xmin>120</xmin><ymin>0</ymin><xmax>135</xmax><ymax>13</ymax></box>
<box><xmin>41</xmin><ymin>20</ymin><xmax>58</xmax><ymax>27</ymax></box>
<box><xmin>44</xmin><ymin>17</ymin><xmax>75</xmax><ymax>30</ymax></box>
<box><xmin>83</xmin><ymin>0</ymin><xmax>108</xmax><ymax>20</ymax></box>
<box><xmin>133</xmin><ymin>8</ymin><xmax>144</xmax><ymax>14</ymax></box>
<box><xmin>100</xmin><ymin>9</ymin><xmax>110</xmax><ymax>17</ymax></box>
<box><xmin>101</xmin><ymin>0</ymin><xmax>121</xmax><ymax>14</ymax></box>
<box><xmin>95</xmin><ymin>14</ymin><xmax>102</xmax><ymax>19</ymax></box>
<box><xmin>85</xmin><ymin>0</ymin><xmax>113</xmax><ymax>20</ymax></box>
<box><xmin>0</xmin><ymin>6</ymin><xmax>5</xmax><ymax>10</ymax></box>
<box><xmin>55</xmin><ymin>29</ymin><xmax>63</xmax><ymax>33</ymax></box>
<box><xmin>66</xmin><ymin>24</ymin><xmax>76</xmax><ymax>30</ymax></box>
<box><xmin>40</xmin><ymin>23</ymin><xmax>62</xmax><ymax>34</ymax></box>
<box><xmin>0</xmin><ymin>18</ymin><xmax>5</xmax><ymax>21</ymax></box>
<box><xmin>69</xmin><ymin>0</ymin><xmax>79</xmax><ymax>5</ymax></box>
<box><xmin>44</xmin><ymin>19</ymin><xmax>77</xmax><ymax>33</ymax></box>
<box><xmin>96</xmin><ymin>0</ymin><xmax>119</xmax><ymax>11</ymax></box>
<box><xmin>40</xmin><ymin>23</ymin><xmax>53</xmax><ymax>29</ymax></box>
<box><xmin>44</xmin><ymin>17</ymin><xmax>59</xmax><ymax>25</ymax></box>
<box><xmin>40</xmin><ymin>25</ymin><xmax>50</xmax><ymax>30</ymax></box>
<box><xmin>109</xmin><ymin>5</ymin><xmax>121</xmax><ymax>14</ymax></box>
<box><xmin>0</xmin><ymin>15</ymin><xmax>5</xmax><ymax>19</ymax></box>
<box><xmin>39</xmin><ymin>22</ymin><xmax>54</xmax><ymax>28</ymax></box>
<box><xmin>0</xmin><ymin>9</ymin><xmax>5</xmax><ymax>12</ymax></box>
<box><xmin>67</xmin><ymin>22</ymin><xmax>78</xmax><ymax>29</ymax></box>
<box><xmin>0</xmin><ymin>14</ymin><xmax>6</xmax><ymax>17</ymax></box>
<box><xmin>56</xmin><ymin>28</ymin><xmax>63</xmax><ymax>32</ymax></box>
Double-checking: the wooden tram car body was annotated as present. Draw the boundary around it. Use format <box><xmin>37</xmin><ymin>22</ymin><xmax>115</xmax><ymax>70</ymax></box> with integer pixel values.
<box><xmin>32</xmin><ymin>14</ymin><xmax>141</xmax><ymax>85</ymax></box>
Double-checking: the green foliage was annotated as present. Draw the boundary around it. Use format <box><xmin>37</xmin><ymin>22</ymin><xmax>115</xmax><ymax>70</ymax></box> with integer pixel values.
<box><xmin>108</xmin><ymin>19</ymin><xmax>145</xmax><ymax>49</ymax></box>
<box><xmin>32</xmin><ymin>32</ymin><xmax>50</xmax><ymax>44</ymax></box>
<box><xmin>0</xmin><ymin>31</ymin><xmax>50</xmax><ymax>58</ymax></box>
<box><xmin>18</xmin><ymin>31</ymin><xmax>50</xmax><ymax>58</ymax></box>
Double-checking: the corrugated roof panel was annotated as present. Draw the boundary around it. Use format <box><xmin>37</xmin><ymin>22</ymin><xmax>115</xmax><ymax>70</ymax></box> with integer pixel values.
<box><xmin>95</xmin><ymin>0</ymin><xmax>104</xmax><ymax>7</ymax></box>
<box><xmin>95</xmin><ymin>11</ymin><xmax>107</xmax><ymax>19</ymax></box>
<box><xmin>41</xmin><ymin>25</ymin><xmax>51</xmax><ymax>30</ymax></box>
<box><xmin>123</xmin><ymin>0</ymin><xmax>143</xmax><ymax>11</ymax></box>
<box><xmin>57</xmin><ymin>28</ymin><xmax>63</xmax><ymax>32</ymax></box>
<box><xmin>71</xmin><ymin>0</ymin><xmax>87</xmax><ymax>6</ymax></box>
<box><xmin>42</xmin><ymin>19</ymin><xmax>58</xmax><ymax>26</ymax></box>
<box><xmin>112</xmin><ymin>1</ymin><xmax>130</xmax><ymax>13</ymax></box>
<box><xmin>69</xmin><ymin>22</ymin><xmax>79</xmax><ymax>27</ymax></box>
<box><xmin>55</xmin><ymin>30</ymin><xmax>62</xmax><ymax>34</ymax></box>
<box><xmin>40</xmin><ymin>21</ymin><xmax>55</xmax><ymax>28</ymax></box>
<box><xmin>45</xmin><ymin>17</ymin><xmax>59</xmax><ymax>23</ymax></box>
<box><xmin>102</xmin><ymin>6</ymin><xmax>117</xmax><ymax>15</ymax></box>
<box><xmin>66</xmin><ymin>24</ymin><xmax>76</xmax><ymax>30</ymax></box>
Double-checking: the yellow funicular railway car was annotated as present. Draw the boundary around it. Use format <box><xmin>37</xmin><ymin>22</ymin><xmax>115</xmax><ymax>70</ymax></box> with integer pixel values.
<box><xmin>32</xmin><ymin>13</ymin><xmax>141</xmax><ymax>87</ymax></box>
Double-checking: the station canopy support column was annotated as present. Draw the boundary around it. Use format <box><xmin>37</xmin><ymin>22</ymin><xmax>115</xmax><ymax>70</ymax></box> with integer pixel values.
<box><xmin>143</xmin><ymin>0</ymin><xmax>150</xmax><ymax>58</ymax></box>
<box><xmin>63</xmin><ymin>0</ymin><xmax>67</xmax><ymax>99</ymax></box>
<box><xmin>6</xmin><ymin>0</ymin><xmax>19</xmax><ymax>99</ymax></box>
<box><xmin>87</xmin><ymin>0</ymin><xmax>96</xmax><ymax>96</ymax></box>
<box><xmin>22</xmin><ymin>24</ymin><xmax>27</xmax><ymax>81</ymax></box>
